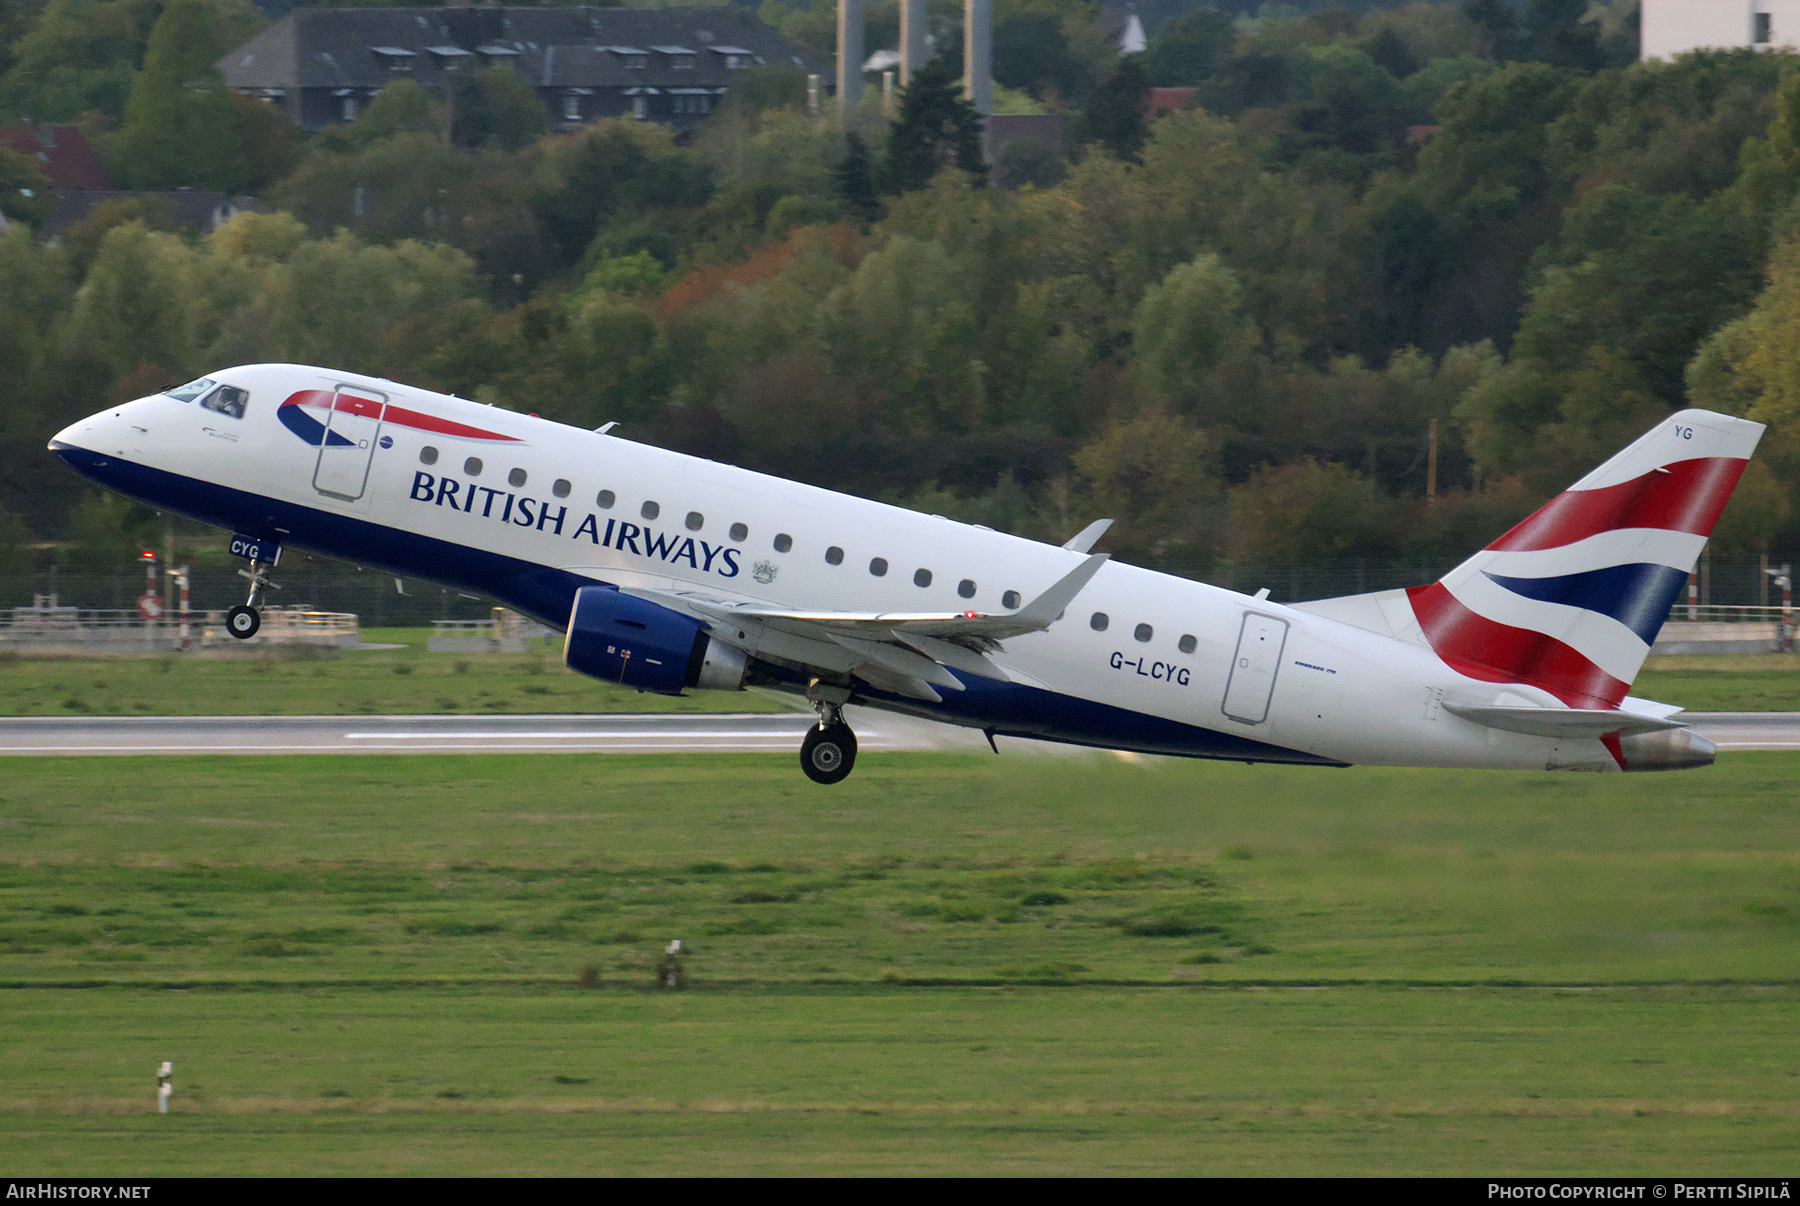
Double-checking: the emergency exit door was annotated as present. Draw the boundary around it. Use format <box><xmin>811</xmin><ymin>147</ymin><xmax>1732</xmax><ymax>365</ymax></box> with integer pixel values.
<box><xmin>1222</xmin><ymin>613</ymin><xmax>1288</xmax><ymax>725</ymax></box>
<box><xmin>311</xmin><ymin>386</ymin><xmax>387</xmax><ymax>501</ymax></box>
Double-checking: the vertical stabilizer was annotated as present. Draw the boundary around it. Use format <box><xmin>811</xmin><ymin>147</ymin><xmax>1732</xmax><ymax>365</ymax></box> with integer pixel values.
<box><xmin>1296</xmin><ymin>410</ymin><xmax>1764</xmax><ymax>709</ymax></box>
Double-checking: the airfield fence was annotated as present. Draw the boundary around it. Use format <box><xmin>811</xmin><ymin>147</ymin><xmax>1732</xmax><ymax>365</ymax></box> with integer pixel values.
<box><xmin>0</xmin><ymin>566</ymin><xmax>496</xmax><ymax>628</ymax></box>
<box><xmin>3</xmin><ymin>554</ymin><xmax>1792</xmax><ymax>625</ymax></box>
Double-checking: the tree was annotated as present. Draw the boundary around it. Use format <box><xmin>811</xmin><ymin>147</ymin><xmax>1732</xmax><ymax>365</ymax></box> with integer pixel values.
<box><xmin>1462</xmin><ymin>0</ymin><xmax>1524</xmax><ymax>60</ymax></box>
<box><xmin>883</xmin><ymin>59</ymin><xmax>986</xmax><ymax>195</ymax></box>
<box><xmin>451</xmin><ymin>66</ymin><xmax>548</xmax><ymax>152</ymax></box>
<box><xmin>1070</xmin><ymin>410</ymin><xmax>1221</xmax><ymax>564</ymax></box>
<box><xmin>0</xmin><ymin>145</ymin><xmax>50</xmax><ymax>225</ymax></box>
<box><xmin>1130</xmin><ymin>252</ymin><xmax>1259</xmax><ymax>411</ymax></box>
<box><xmin>1141</xmin><ymin>9</ymin><xmax>1236</xmax><ymax>87</ymax></box>
<box><xmin>111</xmin><ymin>0</ymin><xmax>248</xmax><ymax>190</ymax></box>
<box><xmin>1362</xmin><ymin>27</ymin><xmax>1420</xmax><ymax>79</ymax></box>
<box><xmin>993</xmin><ymin>10</ymin><xmax>1096</xmax><ymax>103</ymax></box>
<box><xmin>1527</xmin><ymin>0</ymin><xmax>1604</xmax><ymax>72</ymax></box>
<box><xmin>1075</xmin><ymin>55</ymin><xmax>1148</xmax><ymax>161</ymax></box>
<box><xmin>835</xmin><ymin>130</ymin><xmax>880</xmax><ymax>222</ymax></box>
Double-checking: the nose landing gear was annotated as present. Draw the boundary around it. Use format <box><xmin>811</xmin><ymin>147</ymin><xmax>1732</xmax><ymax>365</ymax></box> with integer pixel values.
<box><xmin>225</xmin><ymin>557</ymin><xmax>280</xmax><ymax>641</ymax></box>
<box><xmin>801</xmin><ymin>685</ymin><xmax>857</xmax><ymax>784</ymax></box>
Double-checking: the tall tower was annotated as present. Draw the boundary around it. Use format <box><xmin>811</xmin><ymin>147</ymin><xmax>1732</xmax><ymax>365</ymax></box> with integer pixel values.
<box><xmin>964</xmin><ymin>0</ymin><xmax>992</xmax><ymax>115</ymax></box>
<box><xmin>837</xmin><ymin>0</ymin><xmax>864</xmax><ymax>113</ymax></box>
<box><xmin>900</xmin><ymin>0</ymin><xmax>928</xmax><ymax>85</ymax></box>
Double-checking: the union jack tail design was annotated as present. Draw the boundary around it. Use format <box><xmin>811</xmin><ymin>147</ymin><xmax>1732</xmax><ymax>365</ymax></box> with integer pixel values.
<box><xmin>1299</xmin><ymin>409</ymin><xmax>1765</xmax><ymax>710</ymax></box>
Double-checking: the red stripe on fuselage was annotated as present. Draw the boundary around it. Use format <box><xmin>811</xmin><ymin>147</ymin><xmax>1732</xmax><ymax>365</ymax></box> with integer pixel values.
<box><xmin>279</xmin><ymin>390</ymin><xmax>521</xmax><ymax>442</ymax></box>
<box><xmin>1485</xmin><ymin>457</ymin><xmax>1746</xmax><ymax>552</ymax></box>
<box><xmin>1406</xmin><ymin>581</ymin><xmax>1629</xmax><ymax>709</ymax></box>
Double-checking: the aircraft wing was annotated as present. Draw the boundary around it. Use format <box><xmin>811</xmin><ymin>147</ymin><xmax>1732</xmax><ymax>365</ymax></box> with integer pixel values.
<box><xmin>624</xmin><ymin>553</ymin><xmax>1108</xmax><ymax>701</ymax></box>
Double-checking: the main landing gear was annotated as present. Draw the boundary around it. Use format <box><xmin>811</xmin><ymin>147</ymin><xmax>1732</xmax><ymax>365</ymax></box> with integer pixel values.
<box><xmin>801</xmin><ymin>691</ymin><xmax>857</xmax><ymax>785</ymax></box>
<box><xmin>225</xmin><ymin>558</ymin><xmax>279</xmax><ymax>640</ymax></box>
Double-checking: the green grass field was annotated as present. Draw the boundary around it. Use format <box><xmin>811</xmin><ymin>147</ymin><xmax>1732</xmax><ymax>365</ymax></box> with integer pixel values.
<box><xmin>1</xmin><ymin>636</ymin><xmax>1797</xmax><ymax>717</ymax></box>
<box><xmin>0</xmin><ymin>628</ymin><xmax>788</xmax><ymax>716</ymax></box>
<box><xmin>1635</xmin><ymin>653</ymin><xmax>1800</xmax><ymax>711</ymax></box>
<box><xmin>2</xmin><ymin>751</ymin><xmax>1797</xmax><ymax>1173</ymax></box>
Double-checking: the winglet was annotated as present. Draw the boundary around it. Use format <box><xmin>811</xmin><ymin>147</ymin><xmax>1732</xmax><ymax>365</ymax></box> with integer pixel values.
<box><xmin>1062</xmin><ymin>519</ymin><xmax>1113</xmax><ymax>553</ymax></box>
<box><xmin>1014</xmin><ymin>553</ymin><xmax>1109</xmax><ymax>631</ymax></box>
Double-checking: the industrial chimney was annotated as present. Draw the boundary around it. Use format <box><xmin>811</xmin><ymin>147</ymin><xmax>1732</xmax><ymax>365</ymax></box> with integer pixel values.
<box><xmin>837</xmin><ymin>0</ymin><xmax>864</xmax><ymax>112</ymax></box>
<box><xmin>964</xmin><ymin>0</ymin><xmax>991</xmax><ymax>114</ymax></box>
<box><xmin>900</xmin><ymin>0</ymin><xmax>927</xmax><ymax>85</ymax></box>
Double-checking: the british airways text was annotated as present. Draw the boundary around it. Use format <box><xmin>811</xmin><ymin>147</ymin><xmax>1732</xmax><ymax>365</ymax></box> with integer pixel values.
<box><xmin>410</xmin><ymin>471</ymin><xmax>741</xmax><ymax>577</ymax></box>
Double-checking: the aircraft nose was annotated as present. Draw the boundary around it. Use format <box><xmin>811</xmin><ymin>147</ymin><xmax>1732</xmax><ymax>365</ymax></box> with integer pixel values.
<box><xmin>47</xmin><ymin>409</ymin><xmax>123</xmax><ymax>482</ymax></box>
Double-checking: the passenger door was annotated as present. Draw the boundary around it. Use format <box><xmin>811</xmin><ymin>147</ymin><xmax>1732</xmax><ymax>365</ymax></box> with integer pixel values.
<box><xmin>311</xmin><ymin>386</ymin><xmax>387</xmax><ymax>502</ymax></box>
<box><xmin>1222</xmin><ymin>613</ymin><xmax>1288</xmax><ymax>725</ymax></box>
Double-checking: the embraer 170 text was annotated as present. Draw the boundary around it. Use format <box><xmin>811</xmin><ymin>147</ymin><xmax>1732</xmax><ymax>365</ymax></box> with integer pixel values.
<box><xmin>50</xmin><ymin>366</ymin><xmax>1763</xmax><ymax>782</ymax></box>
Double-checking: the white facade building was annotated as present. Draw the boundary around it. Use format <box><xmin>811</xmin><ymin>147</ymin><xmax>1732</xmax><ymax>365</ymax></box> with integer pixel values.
<box><xmin>1642</xmin><ymin>0</ymin><xmax>1800</xmax><ymax>60</ymax></box>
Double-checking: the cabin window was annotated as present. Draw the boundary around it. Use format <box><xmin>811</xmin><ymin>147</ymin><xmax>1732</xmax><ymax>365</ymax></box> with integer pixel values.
<box><xmin>1134</xmin><ymin>623</ymin><xmax>1153</xmax><ymax>643</ymax></box>
<box><xmin>597</xmin><ymin>490</ymin><xmax>615</xmax><ymax>508</ymax></box>
<box><xmin>552</xmin><ymin>478</ymin><xmax>571</xmax><ymax>498</ymax></box>
<box><xmin>166</xmin><ymin>378</ymin><xmax>215</xmax><ymax>402</ymax></box>
<box><xmin>958</xmin><ymin>579</ymin><xmax>975</xmax><ymax>599</ymax></box>
<box><xmin>1090</xmin><ymin>612</ymin><xmax>1109</xmax><ymax>632</ymax></box>
<box><xmin>464</xmin><ymin>457</ymin><xmax>483</xmax><ymax>476</ymax></box>
<box><xmin>825</xmin><ymin>545</ymin><xmax>844</xmax><ymax>565</ymax></box>
<box><xmin>869</xmin><ymin>557</ymin><xmax>888</xmax><ymax>577</ymax></box>
<box><xmin>641</xmin><ymin>501</ymin><xmax>660</xmax><ymax>520</ymax></box>
<box><xmin>730</xmin><ymin>522</ymin><xmax>748</xmax><ymax>542</ymax></box>
<box><xmin>773</xmin><ymin>533</ymin><xmax>793</xmax><ymax>553</ymax></box>
<box><xmin>200</xmin><ymin>384</ymin><xmax>249</xmax><ymax>419</ymax></box>
<box><xmin>508</xmin><ymin>468</ymin><xmax>527</xmax><ymax>487</ymax></box>
<box><xmin>1178</xmin><ymin>634</ymin><xmax>1197</xmax><ymax>654</ymax></box>
<box><xmin>1002</xmin><ymin>590</ymin><xmax>1020</xmax><ymax>609</ymax></box>
<box><xmin>419</xmin><ymin>446</ymin><xmax>439</xmax><ymax>465</ymax></box>
<box><xmin>685</xmin><ymin>511</ymin><xmax>704</xmax><ymax>531</ymax></box>
<box><xmin>914</xmin><ymin>568</ymin><xmax>932</xmax><ymax>588</ymax></box>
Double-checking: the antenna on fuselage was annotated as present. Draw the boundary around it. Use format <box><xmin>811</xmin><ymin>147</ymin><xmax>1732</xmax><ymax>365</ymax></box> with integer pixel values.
<box><xmin>595</xmin><ymin>422</ymin><xmax>618</xmax><ymax>434</ymax></box>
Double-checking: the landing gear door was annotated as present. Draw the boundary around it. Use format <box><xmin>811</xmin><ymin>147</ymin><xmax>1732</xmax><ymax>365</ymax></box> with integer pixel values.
<box><xmin>311</xmin><ymin>385</ymin><xmax>388</xmax><ymax>502</ymax></box>
<box><xmin>1222</xmin><ymin>613</ymin><xmax>1288</xmax><ymax>725</ymax></box>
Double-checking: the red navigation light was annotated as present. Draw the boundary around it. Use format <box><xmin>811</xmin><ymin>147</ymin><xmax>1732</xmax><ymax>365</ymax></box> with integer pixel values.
<box><xmin>140</xmin><ymin>550</ymin><xmax>155</xmax><ymax>559</ymax></box>
<box><xmin>962</xmin><ymin>610</ymin><xmax>977</xmax><ymax>619</ymax></box>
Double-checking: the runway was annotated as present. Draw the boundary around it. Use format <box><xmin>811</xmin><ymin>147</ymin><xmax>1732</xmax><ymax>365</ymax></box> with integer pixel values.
<box><xmin>0</xmin><ymin>709</ymin><xmax>994</xmax><ymax>756</ymax></box>
<box><xmin>0</xmin><ymin>711</ymin><xmax>1794</xmax><ymax>756</ymax></box>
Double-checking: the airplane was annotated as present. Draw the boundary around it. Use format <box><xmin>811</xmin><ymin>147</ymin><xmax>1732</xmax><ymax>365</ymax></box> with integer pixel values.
<box><xmin>48</xmin><ymin>364</ymin><xmax>1763</xmax><ymax>782</ymax></box>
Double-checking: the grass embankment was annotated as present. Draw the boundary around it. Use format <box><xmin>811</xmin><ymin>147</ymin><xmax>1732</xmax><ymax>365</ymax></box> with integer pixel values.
<box><xmin>2</xmin><ymin>635</ymin><xmax>1797</xmax><ymax>716</ymax></box>
<box><xmin>2</xmin><ymin>752</ymin><xmax>1798</xmax><ymax>1172</ymax></box>
<box><xmin>0</xmin><ymin>628</ymin><xmax>787</xmax><ymax>716</ymax></box>
<box><xmin>1635</xmin><ymin>652</ymin><xmax>1800</xmax><ymax>711</ymax></box>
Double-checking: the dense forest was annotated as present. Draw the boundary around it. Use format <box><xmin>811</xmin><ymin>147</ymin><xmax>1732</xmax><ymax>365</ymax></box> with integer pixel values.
<box><xmin>0</xmin><ymin>0</ymin><xmax>1796</xmax><ymax>593</ymax></box>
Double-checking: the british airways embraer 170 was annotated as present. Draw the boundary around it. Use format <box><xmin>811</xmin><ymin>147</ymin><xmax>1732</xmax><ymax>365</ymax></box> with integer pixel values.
<box><xmin>49</xmin><ymin>365</ymin><xmax>1763</xmax><ymax>782</ymax></box>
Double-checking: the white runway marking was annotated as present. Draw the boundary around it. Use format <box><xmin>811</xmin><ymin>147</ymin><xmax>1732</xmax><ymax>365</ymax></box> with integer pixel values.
<box><xmin>0</xmin><ymin>712</ymin><xmax>1794</xmax><ymax>756</ymax></box>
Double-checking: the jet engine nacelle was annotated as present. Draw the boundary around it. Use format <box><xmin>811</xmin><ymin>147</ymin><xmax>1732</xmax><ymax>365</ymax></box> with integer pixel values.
<box><xmin>564</xmin><ymin>585</ymin><xmax>745</xmax><ymax>695</ymax></box>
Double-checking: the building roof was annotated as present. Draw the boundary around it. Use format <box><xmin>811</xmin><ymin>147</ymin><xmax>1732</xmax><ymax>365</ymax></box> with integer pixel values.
<box><xmin>0</xmin><ymin>125</ymin><xmax>109</xmax><ymax>190</ymax></box>
<box><xmin>42</xmin><ymin>190</ymin><xmax>257</xmax><ymax>237</ymax></box>
<box><xmin>218</xmin><ymin>6</ymin><xmax>824</xmax><ymax>93</ymax></box>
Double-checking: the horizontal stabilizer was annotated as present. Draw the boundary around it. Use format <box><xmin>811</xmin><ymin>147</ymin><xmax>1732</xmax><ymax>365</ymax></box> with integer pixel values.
<box><xmin>1442</xmin><ymin>702</ymin><xmax>1685</xmax><ymax>739</ymax></box>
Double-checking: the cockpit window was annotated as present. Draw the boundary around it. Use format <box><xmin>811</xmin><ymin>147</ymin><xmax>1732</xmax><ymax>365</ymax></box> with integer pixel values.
<box><xmin>200</xmin><ymin>384</ymin><xmax>249</xmax><ymax>420</ymax></box>
<box><xmin>166</xmin><ymin>378</ymin><xmax>215</xmax><ymax>403</ymax></box>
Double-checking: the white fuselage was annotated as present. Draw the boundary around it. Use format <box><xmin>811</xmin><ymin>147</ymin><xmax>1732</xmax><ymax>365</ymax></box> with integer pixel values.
<box><xmin>50</xmin><ymin>364</ymin><xmax>1588</xmax><ymax>770</ymax></box>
